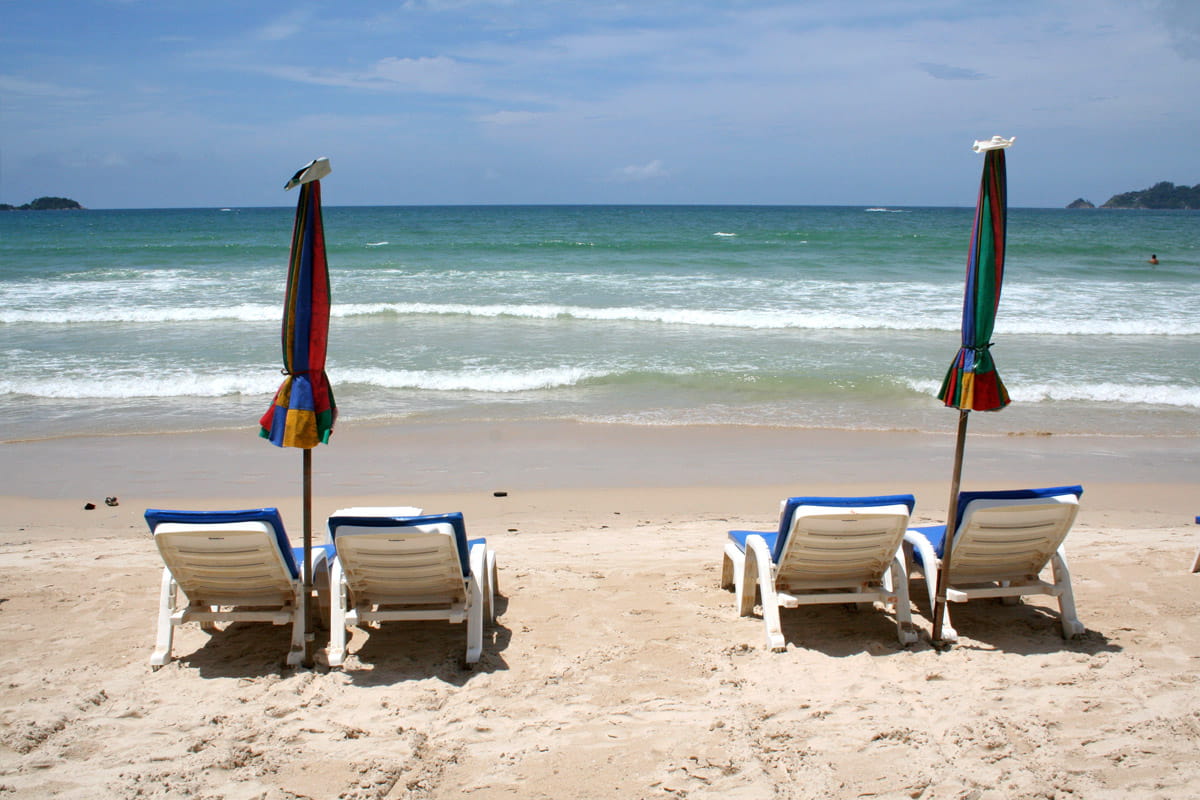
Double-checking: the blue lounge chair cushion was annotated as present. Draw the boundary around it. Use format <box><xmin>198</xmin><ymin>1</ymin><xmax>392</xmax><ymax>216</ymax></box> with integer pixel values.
<box><xmin>729</xmin><ymin>494</ymin><xmax>916</xmax><ymax>564</ymax></box>
<box><xmin>327</xmin><ymin>511</ymin><xmax>480</xmax><ymax>578</ymax></box>
<box><xmin>145</xmin><ymin>507</ymin><xmax>300</xmax><ymax>580</ymax></box>
<box><xmin>908</xmin><ymin>485</ymin><xmax>1084</xmax><ymax>563</ymax></box>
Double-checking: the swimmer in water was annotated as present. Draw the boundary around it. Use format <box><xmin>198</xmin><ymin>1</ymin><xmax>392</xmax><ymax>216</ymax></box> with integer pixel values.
<box><xmin>1149</xmin><ymin>254</ymin><xmax>1159</xmax><ymax>265</ymax></box>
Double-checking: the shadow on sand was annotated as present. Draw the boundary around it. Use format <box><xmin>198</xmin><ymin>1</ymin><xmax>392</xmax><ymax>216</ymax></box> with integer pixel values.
<box><xmin>178</xmin><ymin>594</ymin><xmax>513</xmax><ymax>681</ymax></box>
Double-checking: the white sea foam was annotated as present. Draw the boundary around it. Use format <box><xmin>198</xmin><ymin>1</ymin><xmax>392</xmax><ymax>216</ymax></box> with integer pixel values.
<box><xmin>0</xmin><ymin>303</ymin><xmax>280</xmax><ymax>325</ymax></box>
<box><xmin>331</xmin><ymin>301</ymin><xmax>957</xmax><ymax>331</ymax></box>
<box><xmin>1012</xmin><ymin>381</ymin><xmax>1200</xmax><ymax>408</ymax></box>
<box><xmin>333</xmin><ymin>366</ymin><xmax>600</xmax><ymax>393</ymax></box>
<box><xmin>365</xmin><ymin>241</ymin><xmax>389</xmax><ymax>247</ymax></box>
<box><xmin>903</xmin><ymin>378</ymin><xmax>1200</xmax><ymax>408</ymax></box>
<box><xmin>713</xmin><ymin>232</ymin><xmax>737</xmax><ymax>237</ymax></box>
<box><xmin>331</xmin><ymin>300</ymin><xmax>1200</xmax><ymax>336</ymax></box>
<box><xmin>0</xmin><ymin>371</ymin><xmax>280</xmax><ymax>399</ymax></box>
<box><xmin>3</xmin><ymin>294</ymin><xmax>1197</xmax><ymax>336</ymax></box>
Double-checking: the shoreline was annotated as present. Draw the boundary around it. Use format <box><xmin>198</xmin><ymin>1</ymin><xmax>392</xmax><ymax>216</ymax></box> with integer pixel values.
<box><xmin>3</xmin><ymin>420</ymin><xmax>1195</xmax><ymax>544</ymax></box>
<box><xmin>4</xmin><ymin>418</ymin><xmax>1198</xmax><ymax>500</ymax></box>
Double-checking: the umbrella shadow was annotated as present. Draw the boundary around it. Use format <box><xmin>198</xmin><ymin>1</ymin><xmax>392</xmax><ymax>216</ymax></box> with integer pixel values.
<box><xmin>907</xmin><ymin>579</ymin><xmax>1122</xmax><ymax>655</ymax></box>
<box><xmin>339</xmin><ymin>594</ymin><xmax>513</xmax><ymax>687</ymax></box>
<box><xmin>769</xmin><ymin>603</ymin><xmax>927</xmax><ymax>658</ymax></box>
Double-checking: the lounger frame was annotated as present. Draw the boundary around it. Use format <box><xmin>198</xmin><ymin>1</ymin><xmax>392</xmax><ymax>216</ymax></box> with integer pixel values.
<box><xmin>904</xmin><ymin>489</ymin><xmax>1085</xmax><ymax>642</ymax></box>
<box><xmin>722</xmin><ymin>497</ymin><xmax>918</xmax><ymax>651</ymax></box>
<box><xmin>147</xmin><ymin>512</ymin><xmax>311</xmax><ymax>668</ymax></box>
<box><xmin>327</xmin><ymin>513</ymin><xmax>497</xmax><ymax>667</ymax></box>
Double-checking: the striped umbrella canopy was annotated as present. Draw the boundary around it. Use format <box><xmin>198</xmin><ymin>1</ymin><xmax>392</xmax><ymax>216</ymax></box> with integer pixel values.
<box><xmin>258</xmin><ymin>157</ymin><xmax>335</xmax><ymax>668</ymax></box>
<box><xmin>938</xmin><ymin>138</ymin><xmax>1012</xmax><ymax>412</ymax></box>
<box><xmin>260</xmin><ymin>158</ymin><xmax>337</xmax><ymax>447</ymax></box>
<box><xmin>932</xmin><ymin>136</ymin><xmax>1014</xmax><ymax>645</ymax></box>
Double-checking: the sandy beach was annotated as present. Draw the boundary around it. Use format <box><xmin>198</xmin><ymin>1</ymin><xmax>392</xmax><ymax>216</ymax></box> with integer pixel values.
<box><xmin>1</xmin><ymin>421</ymin><xmax>1198</xmax><ymax>798</ymax></box>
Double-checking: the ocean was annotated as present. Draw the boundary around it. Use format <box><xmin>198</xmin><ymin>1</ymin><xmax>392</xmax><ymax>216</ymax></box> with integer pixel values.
<box><xmin>1</xmin><ymin>205</ymin><xmax>1197</xmax><ymax>443</ymax></box>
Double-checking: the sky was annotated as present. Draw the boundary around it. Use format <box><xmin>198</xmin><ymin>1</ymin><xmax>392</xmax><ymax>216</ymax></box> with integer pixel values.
<box><xmin>2</xmin><ymin>0</ymin><xmax>1198</xmax><ymax>209</ymax></box>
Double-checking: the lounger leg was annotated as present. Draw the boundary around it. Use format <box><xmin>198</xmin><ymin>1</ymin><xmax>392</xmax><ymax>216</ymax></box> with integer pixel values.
<box><xmin>150</xmin><ymin>567</ymin><xmax>177</xmax><ymax>668</ymax></box>
<box><xmin>936</xmin><ymin>584</ymin><xmax>958</xmax><ymax>643</ymax></box>
<box><xmin>285</xmin><ymin>584</ymin><xmax>305</xmax><ymax>667</ymax></box>
<box><xmin>312</xmin><ymin>549</ymin><xmax>332</xmax><ymax>631</ymax></box>
<box><xmin>327</xmin><ymin>559</ymin><xmax>349</xmax><ymax>668</ymax></box>
<box><xmin>720</xmin><ymin>549</ymin><xmax>736</xmax><ymax>591</ymax></box>
<box><xmin>905</xmin><ymin>533</ymin><xmax>956</xmax><ymax>643</ymax></box>
<box><xmin>744</xmin><ymin>536</ymin><xmax>785</xmax><ymax>652</ymax></box>
<box><xmin>736</xmin><ymin>544</ymin><xmax>758</xmax><ymax>618</ymax></box>
<box><xmin>466</xmin><ymin>545</ymin><xmax>486</xmax><ymax>664</ymax></box>
<box><xmin>890</xmin><ymin>555</ymin><xmax>919</xmax><ymax>645</ymax></box>
<box><xmin>1051</xmin><ymin>547</ymin><xmax>1085</xmax><ymax>638</ymax></box>
<box><xmin>485</xmin><ymin>549</ymin><xmax>498</xmax><ymax>623</ymax></box>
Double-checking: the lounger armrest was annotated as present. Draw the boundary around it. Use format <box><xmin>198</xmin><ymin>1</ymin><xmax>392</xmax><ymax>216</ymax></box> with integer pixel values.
<box><xmin>904</xmin><ymin>527</ymin><xmax>945</xmax><ymax>567</ymax></box>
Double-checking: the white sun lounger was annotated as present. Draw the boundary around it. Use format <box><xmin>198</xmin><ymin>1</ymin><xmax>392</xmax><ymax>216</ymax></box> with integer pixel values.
<box><xmin>721</xmin><ymin>494</ymin><xmax>919</xmax><ymax>651</ymax></box>
<box><xmin>326</xmin><ymin>509</ymin><xmax>497</xmax><ymax>667</ymax></box>
<box><xmin>904</xmin><ymin>486</ymin><xmax>1085</xmax><ymax>642</ymax></box>
<box><xmin>1191</xmin><ymin>516</ymin><xmax>1199</xmax><ymax>573</ymax></box>
<box><xmin>144</xmin><ymin>508</ymin><xmax>328</xmax><ymax>668</ymax></box>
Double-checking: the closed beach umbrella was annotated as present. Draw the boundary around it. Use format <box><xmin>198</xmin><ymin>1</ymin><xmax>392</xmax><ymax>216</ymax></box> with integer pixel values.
<box><xmin>259</xmin><ymin>157</ymin><xmax>336</xmax><ymax>667</ymax></box>
<box><xmin>932</xmin><ymin>136</ymin><xmax>1013</xmax><ymax>644</ymax></box>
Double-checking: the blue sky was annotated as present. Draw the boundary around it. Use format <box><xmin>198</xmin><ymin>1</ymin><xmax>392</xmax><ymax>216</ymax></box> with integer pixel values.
<box><xmin>2</xmin><ymin>0</ymin><xmax>1198</xmax><ymax>208</ymax></box>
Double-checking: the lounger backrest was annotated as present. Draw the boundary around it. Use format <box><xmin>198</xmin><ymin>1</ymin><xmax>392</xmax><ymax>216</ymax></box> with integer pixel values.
<box><xmin>328</xmin><ymin>513</ymin><xmax>469</xmax><ymax>605</ymax></box>
<box><xmin>776</xmin><ymin>495</ymin><xmax>914</xmax><ymax>586</ymax></box>
<box><xmin>950</xmin><ymin>488</ymin><xmax>1081</xmax><ymax>581</ymax></box>
<box><xmin>150</xmin><ymin>519</ymin><xmax>298</xmax><ymax>607</ymax></box>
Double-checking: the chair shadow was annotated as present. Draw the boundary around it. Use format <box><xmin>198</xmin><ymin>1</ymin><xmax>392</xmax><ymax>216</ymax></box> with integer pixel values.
<box><xmin>339</xmin><ymin>593</ymin><xmax>513</xmax><ymax>687</ymax></box>
<box><xmin>905</xmin><ymin>578</ymin><xmax>1122</xmax><ymax>656</ymax></box>
<box><xmin>180</xmin><ymin>594</ymin><xmax>512</xmax><ymax>681</ymax></box>
<box><xmin>771</xmin><ymin>603</ymin><xmax>928</xmax><ymax>658</ymax></box>
<box><xmin>181</xmin><ymin>622</ymin><xmax>314</xmax><ymax>679</ymax></box>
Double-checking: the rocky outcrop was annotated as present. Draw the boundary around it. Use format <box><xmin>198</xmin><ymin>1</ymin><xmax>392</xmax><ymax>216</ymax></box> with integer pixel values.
<box><xmin>0</xmin><ymin>196</ymin><xmax>84</xmax><ymax>211</ymax></box>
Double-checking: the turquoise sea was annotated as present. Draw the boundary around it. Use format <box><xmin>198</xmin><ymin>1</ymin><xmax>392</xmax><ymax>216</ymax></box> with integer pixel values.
<box><xmin>1</xmin><ymin>205</ymin><xmax>1197</xmax><ymax>442</ymax></box>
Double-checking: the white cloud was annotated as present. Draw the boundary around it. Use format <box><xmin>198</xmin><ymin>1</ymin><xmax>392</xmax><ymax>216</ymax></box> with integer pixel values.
<box><xmin>609</xmin><ymin>160</ymin><xmax>668</xmax><ymax>183</ymax></box>
<box><xmin>477</xmin><ymin>110</ymin><xmax>544</xmax><ymax>126</ymax></box>
<box><xmin>256</xmin><ymin>10</ymin><xmax>314</xmax><ymax>42</ymax></box>
<box><xmin>369</xmin><ymin>56</ymin><xmax>474</xmax><ymax>92</ymax></box>
<box><xmin>253</xmin><ymin>55</ymin><xmax>477</xmax><ymax>95</ymax></box>
<box><xmin>0</xmin><ymin>75</ymin><xmax>92</xmax><ymax>98</ymax></box>
<box><xmin>919</xmin><ymin>62</ymin><xmax>988</xmax><ymax>81</ymax></box>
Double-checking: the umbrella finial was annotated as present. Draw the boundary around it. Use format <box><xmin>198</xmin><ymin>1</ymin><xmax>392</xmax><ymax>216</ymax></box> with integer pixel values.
<box><xmin>285</xmin><ymin>157</ymin><xmax>332</xmax><ymax>190</ymax></box>
<box><xmin>973</xmin><ymin>136</ymin><xmax>1014</xmax><ymax>153</ymax></box>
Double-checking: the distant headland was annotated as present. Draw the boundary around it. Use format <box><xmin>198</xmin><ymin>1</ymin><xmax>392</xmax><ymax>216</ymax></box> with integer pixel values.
<box><xmin>1068</xmin><ymin>181</ymin><xmax>1200</xmax><ymax>210</ymax></box>
<box><xmin>0</xmin><ymin>196</ymin><xmax>84</xmax><ymax>211</ymax></box>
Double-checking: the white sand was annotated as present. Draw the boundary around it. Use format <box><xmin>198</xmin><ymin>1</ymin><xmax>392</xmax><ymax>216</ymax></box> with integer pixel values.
<box><xmin>1</xmin><ymin>422</ymin><xmax>1198</xmax><ymax>798</ymax></box>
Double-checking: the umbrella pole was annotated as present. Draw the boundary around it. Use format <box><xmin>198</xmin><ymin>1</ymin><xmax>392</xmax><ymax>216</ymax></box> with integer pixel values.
<box><xmin>302</xmin><ymin>448</ymin><xmax>314</xmax><ymax>668</ymax></box>
<box><xmin>932</xmin><ymin>409</ymin><xmax>969</xmax><ymax>646</ymax></box>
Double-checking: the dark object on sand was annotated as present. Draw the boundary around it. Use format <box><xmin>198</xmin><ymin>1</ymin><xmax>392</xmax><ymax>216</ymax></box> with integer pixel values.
<box><xmin>84</xmin><ymin>502</ymin><xmax>96</xmax><ymax>510</ymax></box>
<box><xmin>105</xmin><ymin>496</ymin><xmax>119</xmax><ymax>507</ymax></box>
<box><xmin>493</xmin><ymin>491</ymin><xmax>508</xmax><ymax>497</ymax></box>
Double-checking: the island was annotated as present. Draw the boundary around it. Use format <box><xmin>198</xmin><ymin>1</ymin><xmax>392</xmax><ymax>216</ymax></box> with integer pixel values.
<box><xmin>1100</xmin><ymin>181</ymin><xmax>1200</xmax><ymax>210</ymax></box>
<box><xmin>0</xmin><ymin>196</ymin><xmax>84</xmax><ymax>211</ymax></box>
<box><xmin>1066</xmin><ymin>198</ymin><xmax>1095</xmax><ymax>209</ymax></box>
